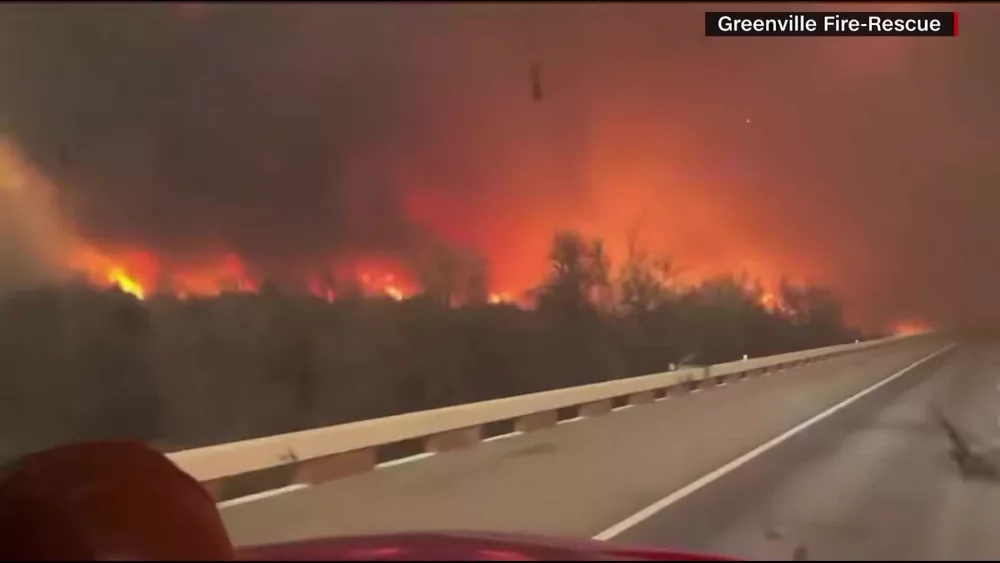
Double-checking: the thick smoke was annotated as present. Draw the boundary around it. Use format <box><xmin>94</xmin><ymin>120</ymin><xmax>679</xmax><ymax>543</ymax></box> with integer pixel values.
<box><xmin>0</xmin><ymin>5</ymin><xmax>432</xmax><ymax>271</ymax></box>
<box><xmin>0</xmin><ymin>140</ymin><xmax>72</xmax><ymax>289</ymax></box>
<box><xmin>1</xmin><ymin>3</ymin><xmax>999</xmax><ymax>330</ymax></box>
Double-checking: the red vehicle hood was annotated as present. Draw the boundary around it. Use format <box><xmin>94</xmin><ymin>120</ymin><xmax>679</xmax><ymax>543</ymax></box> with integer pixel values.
<box><xmin>237</xmin><ymin>531</ymin><xmax>740</xmax><ymax>561</ymax></box>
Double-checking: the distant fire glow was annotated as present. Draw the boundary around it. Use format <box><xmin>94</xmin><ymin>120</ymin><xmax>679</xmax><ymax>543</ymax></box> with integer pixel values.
<box><xmin>489</xmin><ymin>292</ymin><xmax>515</xmax><ymax>305</ymax></box>
<box><xmin>892</xmin><ymin>321</ymin><xmax>931</xmax><ymax>336</ymax></box>
<box><xmin>759</xmin><ymin>291</ymin><xmax>779</xmax><ymax>311</ymax></box>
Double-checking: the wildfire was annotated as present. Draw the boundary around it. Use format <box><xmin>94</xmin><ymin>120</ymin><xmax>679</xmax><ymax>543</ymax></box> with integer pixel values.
<box><xmin>361</xmin><ymin>273</ymin><xmax>405</xmax><ymax>300</ymax></box>
<box><xmin>384</xmin><ymin>284</ymin><xmax>405</xmax><ymax>301</ymax></box>
<box><xmin>58</xmin><ymin>242</ymin><xmax>539</xmax><ymax>310</ymax></box>
<box><xmin>756</xmin><ymin>289</ymin><xmax>798</xmax><ymax>316</ymax></box>
<box><xmin>488</xmin><ymin>292</ymin><xmax>514</xmax><ymax>305</ymax></box>
<box><xmin>758</xmin><ymin>291</ymin><xmax>778</xmax><ymax>311</ymax></box>
<box><xmin>106</xmin><ymin>267</ymin><xmax>145</xmax><ymax>300</ymax></box>
<box><xmin>67</xmin><ymin>242</ymin><xmax>425</xmax><ymax>304</ymax></box>
<box><xmin>891</xmin><ymin>321</ymin><xmax>931</xmax><ymax>336</ymax></box>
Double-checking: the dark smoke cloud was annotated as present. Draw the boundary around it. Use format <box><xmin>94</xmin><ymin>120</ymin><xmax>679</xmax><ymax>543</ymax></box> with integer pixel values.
<box><xmin>0</xmin><ymin>4</ymin><xmax>429</xmax><ymax>270</ymax></box>
<box><xmin>1</xmin><ymin>3</ymin><xmax>999</xmax><ymax>330</ymax></box>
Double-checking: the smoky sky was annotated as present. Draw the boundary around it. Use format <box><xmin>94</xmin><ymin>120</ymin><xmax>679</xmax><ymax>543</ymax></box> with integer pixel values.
<box><xmin>1</xmin><ymin>3</ymin><xmax>999</xmax><ymax>330</ymax></box>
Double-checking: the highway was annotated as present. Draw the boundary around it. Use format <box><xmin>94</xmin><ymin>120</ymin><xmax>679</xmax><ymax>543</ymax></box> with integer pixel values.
<box><xmin>217</xmin><ymin>336</ymin><xmax>996</xmax><ymax>560</ymax></box>
<box><xmin>612</xmin><ymin>340</ymin><xmax>1000</xmax><ymax>560</ymax></box>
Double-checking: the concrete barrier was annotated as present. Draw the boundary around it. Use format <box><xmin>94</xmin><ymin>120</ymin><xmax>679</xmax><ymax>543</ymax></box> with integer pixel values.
<box><xmin>168</xmin><ymin>334</ymin><xmax>919</xmax><ymax>498</ymax></box>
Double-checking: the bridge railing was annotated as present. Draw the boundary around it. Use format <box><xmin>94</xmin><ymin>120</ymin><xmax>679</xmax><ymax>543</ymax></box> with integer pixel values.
<box><xmin>167</xmin><ymin>334</ymin><xmax>919</xmax><ymax>500</ymax></box>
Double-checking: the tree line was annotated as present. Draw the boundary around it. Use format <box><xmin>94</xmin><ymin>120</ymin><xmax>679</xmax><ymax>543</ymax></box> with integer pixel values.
<box><xmin>0</xmin><ymin>231</ymin><xmax>865</xmax><ymax>460</ymax></box>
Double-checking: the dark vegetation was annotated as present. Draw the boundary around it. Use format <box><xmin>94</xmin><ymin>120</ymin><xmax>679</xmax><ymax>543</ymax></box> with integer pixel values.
<box><xmin>0</xmin><ymin>232</ymin><xmax>863</xmax><ymax>461</ymax></box>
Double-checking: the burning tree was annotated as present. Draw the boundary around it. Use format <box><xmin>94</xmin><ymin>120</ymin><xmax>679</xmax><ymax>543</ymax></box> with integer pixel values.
<box><xmin>536</xmin><ymin>231</ymin><xmax>613</xmax><ymax>315</ymax></box>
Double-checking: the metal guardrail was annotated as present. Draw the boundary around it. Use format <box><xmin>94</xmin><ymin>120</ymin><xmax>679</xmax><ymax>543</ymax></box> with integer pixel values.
<box><xmin>166</xmin><ymin>334</ymin><xmax>920</xmax><ymax>499</ymax></box>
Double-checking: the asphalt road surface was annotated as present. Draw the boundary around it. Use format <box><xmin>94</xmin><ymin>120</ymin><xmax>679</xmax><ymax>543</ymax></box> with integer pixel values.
<box><xmin>222</xmin><ymin>336</ymin><xmax>956</xmax><ymax>559</ymax></box>
<box><xmin>613</xmin><ymin>341</ymin><xmax>1000</xmax><ymax>561</ymax></box>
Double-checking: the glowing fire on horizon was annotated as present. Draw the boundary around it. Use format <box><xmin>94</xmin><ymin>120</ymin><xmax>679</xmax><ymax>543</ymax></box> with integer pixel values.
<box><xmin>78</xmin><ymin>252</ymin><xmax>422</xmax><ymax>303</ymax></box>
<box><xmin>891</xmin><ymin>321</ymin><xmax>931</xmax><ymax>337</ymax></box>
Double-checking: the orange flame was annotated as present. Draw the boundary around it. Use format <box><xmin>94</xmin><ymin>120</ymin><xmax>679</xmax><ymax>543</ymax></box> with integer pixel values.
<box><xmin>106</xmin><ymin>267</ymin><xmax>145</xmax><ymax>300</ymax></box>
<box><xmin>67</xmin><ymin>247</ymin><xmax>424</xmax><ymax>304</ymax></box>
<box><xmin>488</xmin><ymin>292</ymin><xmax>514</xmax><ymax>305</ymax></box>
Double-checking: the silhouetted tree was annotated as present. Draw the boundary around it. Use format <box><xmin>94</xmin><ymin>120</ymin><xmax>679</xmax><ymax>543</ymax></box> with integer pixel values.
<box><xmin>414</xmin><ymin>245</ymin><xmax>456</xmax><ymax>306</ymax></box>
<box><xmin>783</xmin><ymin>281</ymin><xmax>848</xmax><ymax>343</ymax></box>
<box><xmin>332</xmin><ymin>273</ymin><xmax>364</xmax><ymax>302</ymax></box>
<box><xmin>463</xmin><ymin>254</ymin><xmax>490</xmax><ymax>306</ymax></box>
<box><xmin>537</xmin><ymin>231</ymin><xmax>610</xmax><ymax>314</ymax></box>
<box><xmin>618</xmin><ymin>235</ymin><xmax>676</xmax><ymax>315</ymax></box>
<box><xmin>259</xmin><ymin>279</ymin><xmax>281</xmax><ymax>299</ymax></box>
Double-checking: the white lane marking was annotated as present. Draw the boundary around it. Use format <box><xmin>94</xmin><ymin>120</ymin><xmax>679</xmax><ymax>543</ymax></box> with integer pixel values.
<box><xmin>378</xmin><ymin>452</ymin><xmax>436</xmax><ymax>469</ymax></box>
<box><xmin>592</xmin><ymin>343</ymin><xmax>955</xmax><ymax>541</ymax></box>
<box><xmin>217</xmin><ymin>484</ymin><xmax>309</xmax><ymax>509</ymax></box>
<box><xmin>484</xmin><ymin>431</ymin><xmax>524</xmax><ymax>443</ymax></box>
<box><xmin>219</xmin><ymin>450</ymin><xmax>444</xmax><ymax>508</ymax></box>
<box><xmin>558</xmin><ymin>416</ymin><xmax>584</xmax><ymax>425</ymax></box>
<box><xmin>612</xmin><ymin>404</ymin><xmax>634</xmax><ymax>412</ymax></box>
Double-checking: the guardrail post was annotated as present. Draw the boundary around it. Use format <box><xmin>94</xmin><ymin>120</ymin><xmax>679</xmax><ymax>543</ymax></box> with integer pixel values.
<box><xmin>629</xmin><ymin>390</ymin><xmax>656</xmax><ymax>405</ymax></box>
<box><xmin>579</xmin><ymin>399</ymin><xmax>612</xmax><ymax>417</ymax></box>
<box><xmin>292</xmin><ymin>448</ymin><xmax>376</xmax><ymax>485</ymax></box>
<box><xmin>516</xmin><ymin>411</ymin><xmax>558</xmax><ymax>432</ymax></box>
<box><xmin>426</xmin><ymin>426</ymin><xmax>482</xmax><ymax>453</ymax></box>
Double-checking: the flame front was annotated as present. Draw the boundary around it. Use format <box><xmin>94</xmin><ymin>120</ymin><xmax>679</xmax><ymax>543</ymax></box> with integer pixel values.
<box><xmin>107</xmin><ymin>267</ymin><xmax>145</xmax><ymax>300</ymax></box>
<box><xmin>67</xmin><ymin>243</ymin><xmax>423</xmax><ymax>304</ymax></box>
<box><xmin>489</xmin><ymin>292</ymin><xmax>514</xmax><ymax>305</ymax></box>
